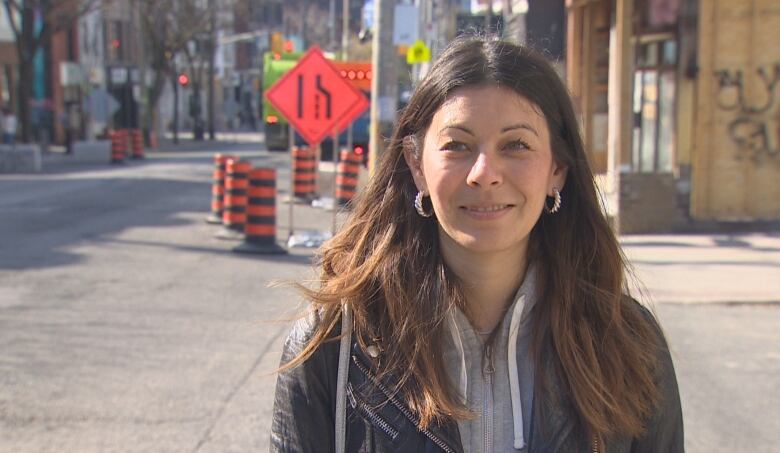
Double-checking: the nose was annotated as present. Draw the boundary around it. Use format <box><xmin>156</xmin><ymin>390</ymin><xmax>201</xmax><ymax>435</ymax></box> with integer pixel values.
<box><xmin>466</xmin><ymin>151</ymin><xmax>502</xmax><ymax>187</ymax></box>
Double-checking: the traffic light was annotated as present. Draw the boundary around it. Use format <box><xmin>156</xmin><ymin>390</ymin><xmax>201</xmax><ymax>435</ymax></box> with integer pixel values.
<box><xmin>270</xmin><ymin>32</ymin><xmax>283</xmax><ymax>54</ymax></box>
<box><xmin>178</xmin><ymin>73</ymin><xmax>190</xmax><ymax>87</ymax></box>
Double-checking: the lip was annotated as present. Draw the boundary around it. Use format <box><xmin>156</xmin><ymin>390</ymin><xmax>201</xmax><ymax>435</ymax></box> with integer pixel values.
<box><xmin>459</xmin><ymin>204</ymin><xmax>514</xmax><ymax>220</ymax></box>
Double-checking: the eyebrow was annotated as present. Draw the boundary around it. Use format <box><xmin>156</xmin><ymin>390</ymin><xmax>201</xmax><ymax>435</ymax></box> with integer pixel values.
<box><xmin>440</xmin><ymin>123</ymin><xmax>539</xmax><ymax>137</ymax></box>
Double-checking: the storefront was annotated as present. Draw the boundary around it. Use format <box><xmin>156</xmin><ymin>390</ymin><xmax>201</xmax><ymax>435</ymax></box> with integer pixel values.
<box><xmin>566</xmin><ymin>0</ymin><xmax>780</xmax><ymax>232</ymax></box>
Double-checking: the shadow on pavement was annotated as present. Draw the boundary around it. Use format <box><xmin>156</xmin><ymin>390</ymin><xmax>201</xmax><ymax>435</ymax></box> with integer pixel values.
<box><xmin>96</xmin><ymin>237</ymin><xmax>315</xmax><ymax>266</ymax></box>
<box><xmin>0</xmin><ymin>176</ymin><xmax>205</xmax><ymax>271</ymax></box>
<box><xmin>629</xmin><ymin>259</ymin><xmax>780</xmax><ymax>268</ymax></box>
<box><xmin>622</xmin><ymin>234</ymin><xmax>780</xmax><ymax>253</ymax></box>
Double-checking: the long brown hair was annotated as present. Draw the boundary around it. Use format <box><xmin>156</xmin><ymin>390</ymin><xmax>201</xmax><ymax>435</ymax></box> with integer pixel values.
<box><xmin>286</xmin><ymin>36</ymin><xmax>662</xmax><ymax>439</ymax></box>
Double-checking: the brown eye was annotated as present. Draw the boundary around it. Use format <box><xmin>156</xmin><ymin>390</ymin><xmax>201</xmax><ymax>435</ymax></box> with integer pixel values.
<box><xmin>504</xmin><ymin>140</ymin><xmax>530</xmax><ymax>151</ymax></box>
<box><xmin>441</xmin><ymin>141</ymin><xmax>469</xmax><ymax>152</ymax></box>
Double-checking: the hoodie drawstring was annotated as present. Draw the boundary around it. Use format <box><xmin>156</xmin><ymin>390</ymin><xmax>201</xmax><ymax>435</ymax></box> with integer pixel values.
<box><xmin>508</xmin><ymin>294</ymin><xmax>527</xmax><ymax>449</ymax></box>
<box><xmin>335</xmin><ymin>305</ymin><xmax>352</xmax><ymax>453</ymax></box>
<box><xmin>448</xmin><ymin>310</ymin><xmax>469</xmax><ymax>400</ymax></box>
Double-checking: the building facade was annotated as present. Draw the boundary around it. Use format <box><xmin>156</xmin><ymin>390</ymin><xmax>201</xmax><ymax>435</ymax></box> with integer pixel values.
<box><xmin>567</xmin><ymin>0</ymin><xmax>780</xmax><ymax>232</ymax></box>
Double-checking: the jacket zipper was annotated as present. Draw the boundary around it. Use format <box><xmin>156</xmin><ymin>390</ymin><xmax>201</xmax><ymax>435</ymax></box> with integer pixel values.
<box><xmin>483</xmin><ymin>344</ymin><xmax>495</xmax><ymax>453</ymax></box>
<box><xmin>592</xmin><ymin>435</ymin><xmax>600</xmax><ymax>453</ymax></box>
<box><xmin>346</xmin><ymin>382</ymin><xmax>400</xmax><ymax>440</ymax></box>
<box><xmin>351</xmin><ymin>355</ymin><xmax>457</xmax><ymax>453</ymax></box>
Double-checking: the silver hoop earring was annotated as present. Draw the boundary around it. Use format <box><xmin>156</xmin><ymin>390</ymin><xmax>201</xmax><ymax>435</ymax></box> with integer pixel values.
<box><xmin>414</xmin><ymin>191</ymin><xmax>433</xmax><ymax>217</ymax></box>
<box><xmin>545</xmin><ymin>187</ymin><xmax>562</xmax><ymax>214</ymax></box>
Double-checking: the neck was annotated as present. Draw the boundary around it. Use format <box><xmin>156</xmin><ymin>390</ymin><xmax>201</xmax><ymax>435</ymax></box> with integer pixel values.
<box><xmin>440</xmin><ymin>235</ymin><xmax>528</xmax><ymax>334</ymax></box>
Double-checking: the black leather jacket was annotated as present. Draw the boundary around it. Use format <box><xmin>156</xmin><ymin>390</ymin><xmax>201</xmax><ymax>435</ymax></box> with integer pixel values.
<box><xmin>270</xmin><ymin>311</ymin><xmax>684</xmax><ymax>452</ymax></box>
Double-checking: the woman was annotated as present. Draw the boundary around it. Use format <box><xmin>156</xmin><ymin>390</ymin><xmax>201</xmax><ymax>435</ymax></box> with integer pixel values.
<box><xmin>271</xmin><ymin>36</ymin><xmax>683</xmax><ymax>453</ymax></box>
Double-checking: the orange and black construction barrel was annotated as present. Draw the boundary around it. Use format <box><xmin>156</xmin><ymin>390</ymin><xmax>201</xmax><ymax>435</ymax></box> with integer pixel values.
<box><xmin>216</xmin><ymin>158</ymin><xmax>250</xmax><ymax>240</ymax></box>
<box><xmin>130</xmin><ymin>129</ymin><xmax>145</xmax><ymax>158</ymax></box>
<box><xmin>110</xmin><ymin>129</ymin><xmax>127</xmax><ymax>163</ymax></box>
<box><xmin>336</xmin><ymin>148</ymin><xmax>361</xmax><ymax>207</ymax></box>
<box><xmin>206</xmin><ymin>154</ymin><xmax>234</xmax><ymax>224</ymax></box>
<box><xmin>233</xmin><ymin>167</ymin><xmax>286</xmax><ymax>254</ymax></box>
<box><xmin>292</xmin><ymin>146</ymin><xmax>316</xmax><ymax>200</ymax></box>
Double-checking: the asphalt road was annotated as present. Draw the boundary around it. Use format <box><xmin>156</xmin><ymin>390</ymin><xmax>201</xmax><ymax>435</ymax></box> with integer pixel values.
<box><xmin>1</xmin><ymin>144</ymin><xmax>778</xmax><ymax>452</ymax></box>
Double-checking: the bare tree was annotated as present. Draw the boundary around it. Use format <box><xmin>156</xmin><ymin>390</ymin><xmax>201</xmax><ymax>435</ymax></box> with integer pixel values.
<box><xmin>137</xmin><ymin>0</ymin><xmax>211</xmax><ymax>142</ymax></box>
<box><xmin>3</xmin><ymin>0</ymin><xmax>98</xmax><ymax>142</ymax></box>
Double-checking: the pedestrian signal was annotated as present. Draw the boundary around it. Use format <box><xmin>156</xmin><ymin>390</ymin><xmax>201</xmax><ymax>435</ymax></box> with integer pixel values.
<box><xmin>406</xmin><ymin>40</ymin><xmax>431</xmax><ymax>65</ymax></box>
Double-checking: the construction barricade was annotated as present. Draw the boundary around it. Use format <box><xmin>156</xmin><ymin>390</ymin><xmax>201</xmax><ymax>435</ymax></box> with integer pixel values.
<box><xmin>206</xmin><ymin>154</ymin><xmax>233</xmax><ymax>224</ymax></box>
<box><xmin>291</xmin><ymin>146</ymin><xmax>316</xmax><ymax>200</ymax></box>
<box><xmin>130</xmin><ymin>129</ymin><xmax>145</xmax><ymax>158</ymax></box>
<box><xmin>233</xmin><ymin>167</ymin><xmax>286</xmax><ymax>254</ymax></box>
<box><xmin>217</xmin><ymin>158</ymin><xmax>250</xmax><ymax>240</ymax></box>
<box><xmin>110</xmin><ymin>130</ymin><xmax>127</xmax><ymax>163</ymax></box>
<box><xmin>336</xmin><ymin>148</ymin><xmax>361</xmax><ymax>207</ymax></box>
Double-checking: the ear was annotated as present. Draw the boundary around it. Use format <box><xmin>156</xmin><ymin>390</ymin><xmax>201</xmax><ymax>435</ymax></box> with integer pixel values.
<box><xmin>550</xmin><ymin>161</ymin><xmax>568</xmax><ymax>195</ymax></box>
<box><xmin>402</xmin><ymin>136</ymin><xmax>428</xmax><ymax>193</ymax></box>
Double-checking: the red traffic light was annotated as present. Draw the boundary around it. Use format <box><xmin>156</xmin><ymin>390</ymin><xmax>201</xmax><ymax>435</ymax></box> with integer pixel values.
<box><xmin>178</xmin><ymin>74</ymin><xmax>189</xmax><ymax>86</ymax></box>
<box><xmin>353</xmin><ymin>145</ymin><xmax>364</xmax><ymax>155</ymax></box>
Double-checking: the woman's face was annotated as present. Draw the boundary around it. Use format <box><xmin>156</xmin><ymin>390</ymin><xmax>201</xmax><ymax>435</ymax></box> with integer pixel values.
<box><xmin>406</xmin><ymin>85</ymin><xmax>567</xmax><ymax>257</ymax></box>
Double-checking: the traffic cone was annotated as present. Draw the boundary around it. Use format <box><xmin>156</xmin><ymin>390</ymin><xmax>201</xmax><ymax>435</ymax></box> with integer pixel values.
<box><xmin>233</xmin><ymin>167</ymin><xmax>286</xmax><ymax>254</ymax></box>
<box><xmin>130</xmin><ymin>129</ymin><xmax>145</xmax><ymax>158</ymax></box>
<box><xmin>292</xmin><ymin>146</ymin><xmax>316</xmax><ymax>201</ymax></box>
<box><xmin>206</xmin><ymin>154</ymin><xmax>234</xmax><ymax>224</ymax></box>
<box><xmin>110</xmin><ymin>130</ymin><xmax>127</xmax><ymax>163</ymax></box>
<box><xmin>216</xmin><ymin>158</ymin><xmax>250</xmax><ymax>240</ymax></box>
<box><xmin>336</xmin><ymin>147</ymin><xmax>361</xmax><ymax>207</ymax></box>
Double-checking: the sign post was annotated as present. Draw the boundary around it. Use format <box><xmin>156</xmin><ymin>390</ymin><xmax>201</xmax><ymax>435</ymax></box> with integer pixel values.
<box><xmin>288</xmin><ymin>123</ymin><xmax>295</xmax><ymax>239</ymax></box>
<box><xmin>332</xmin><ymin>128</ymin><xmax>339</xmax><ymax>234</ymax></box>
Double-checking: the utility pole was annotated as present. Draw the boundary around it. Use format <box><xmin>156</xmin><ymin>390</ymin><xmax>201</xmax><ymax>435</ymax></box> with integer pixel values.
<box><xmin>207</xmin><ymin>0</ymin><xmax>216</xmax><ymax>140</ymax></box>
<box><xmin>342</xmin><ymin>0</ymin><xmax>349</xmax><ymax>58</ymax></box>
<box><xmin>485</xmin><ymin>0</ymin><xmax>493</xmax><ymax>32</ymax></box>
<box><xmin>369</xmin><ymin>0</ymin><xmax>398</xmax><ymax>177</ymax></box>
<box><xmin>172</xmin><ymin>68</ymin><xmax>179</xmax><ymax>145</ymax></box>
<box><xmin>329</xmin><ymin>0</ymin><xmax>336</xmax><ymax>51</ymax></box>
<box><xmin>606</xmin><ymin>0</ymin><xmax>633</xmax><ymax>234</ymax></box>
<box><xmin>136</xmin><ymin>0</ymin><xmax>147</xmax><ymax>144</ymax></box>
<box><xmin>343</xmin><ymin>0</ymin><xmax>353</xmax><ymax>152</ymax></box>
<box><xmin>301</xmin><ymin>1</ymin><xmax>308</xmax><ymax>49</ymax></box>
<box><xmin>502</xmin><ymin>0</ymin><xmax>513</xmax><ymax>41</ymax></box>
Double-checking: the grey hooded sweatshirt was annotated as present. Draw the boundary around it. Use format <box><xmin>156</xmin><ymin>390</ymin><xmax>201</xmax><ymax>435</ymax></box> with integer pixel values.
<box><xmin>443</xmin><ymin>266</ymin><xmax>538</xmax><ymax>452</ymax></box>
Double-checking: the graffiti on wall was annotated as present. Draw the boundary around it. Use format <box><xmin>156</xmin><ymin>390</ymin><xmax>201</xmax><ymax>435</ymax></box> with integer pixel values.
<box><xmin>714</xmin><ymin>62</ymin><xmax>780</xmax><ymax>162</ymax></box>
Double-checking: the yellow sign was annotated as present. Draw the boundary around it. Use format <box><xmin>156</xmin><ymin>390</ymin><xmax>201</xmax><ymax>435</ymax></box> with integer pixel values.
<box><xmin>406</xmin><ymin>40</ymin><xmax>431</xmax><ymax>65</ymax></box>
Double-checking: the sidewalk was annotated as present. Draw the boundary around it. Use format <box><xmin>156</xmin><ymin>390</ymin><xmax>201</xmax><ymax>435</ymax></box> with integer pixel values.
<box><xmin>621</xmin><ymin>232</ymin><xmax>780</xmax><ymax>304</ymax></box>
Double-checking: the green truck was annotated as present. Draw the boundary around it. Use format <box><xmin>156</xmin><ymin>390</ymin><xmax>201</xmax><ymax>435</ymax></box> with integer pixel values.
<box><xmin>262</xmin><ymin>51</ymin><xmax>303</xmax><ymax>150</ymax></box>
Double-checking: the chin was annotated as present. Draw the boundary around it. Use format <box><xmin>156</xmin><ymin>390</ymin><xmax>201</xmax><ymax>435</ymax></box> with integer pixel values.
<box><xmin>450</xmin><ymin>232</ymin><xmax>519</xmax><ymax>255</ymax></box>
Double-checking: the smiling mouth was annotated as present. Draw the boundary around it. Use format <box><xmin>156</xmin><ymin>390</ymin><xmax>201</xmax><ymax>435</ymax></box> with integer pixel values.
<box><xmin>461</xmin><ymin>204</ymin><xmax>514</xmax><ymax>212</ymax></box>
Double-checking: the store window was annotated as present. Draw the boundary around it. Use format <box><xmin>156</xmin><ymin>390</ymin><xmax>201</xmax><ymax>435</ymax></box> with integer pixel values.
<box><xmin>632</xmin><ymin>37</ymin><xmax>677</xmax><ymax>173</ymax></box>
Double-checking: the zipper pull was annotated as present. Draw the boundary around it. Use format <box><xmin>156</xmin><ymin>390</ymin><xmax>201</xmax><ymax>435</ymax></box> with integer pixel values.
<box><xmin>484</xmin><ymin>344</ymin><xmax>495</xmax><ymax>374</ymax></box>
<box><xmin>346</xmin><ymin>383</ymin><xmax>357</xmax><ymax>409</ymax></box>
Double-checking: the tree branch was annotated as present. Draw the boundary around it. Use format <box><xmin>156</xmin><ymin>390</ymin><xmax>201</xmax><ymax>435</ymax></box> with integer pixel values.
<box><xmin>2</xmin><ymin>0</ymin><xmax>22</xmax><ymax>40</ymax></box>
